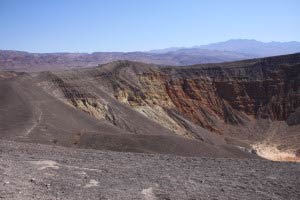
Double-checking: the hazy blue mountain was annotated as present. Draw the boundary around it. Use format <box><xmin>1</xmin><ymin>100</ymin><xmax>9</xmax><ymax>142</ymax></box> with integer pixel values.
<box><xmin>151</xmin><ymin>39</ymin><xmax>300</xmax><ymax>57</ymax></box>
<box><xmin>197</xmin><ymin>39</ymin><xmax>300</xmax><ymax>56</ymax></box>
<box><xmin>148</xmin><ymin>47</ymin><xmax>184</xmax><ymax>54</ymax></box>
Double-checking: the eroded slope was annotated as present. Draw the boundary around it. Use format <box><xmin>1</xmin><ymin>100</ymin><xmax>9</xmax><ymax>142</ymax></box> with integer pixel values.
<box><xmin>0</xmin><ymin>53</ymin><xmax>299</xmax><ymax>160</ymax></box>
<box><xmin>0</xmin><ymin>71</ymin><xmax>247</xmax><ymax>158</ymax></box>
<box><xmin>40</xmin><ymin>54</ymin><xmax>300</xmax><ymax>160</ymax></box>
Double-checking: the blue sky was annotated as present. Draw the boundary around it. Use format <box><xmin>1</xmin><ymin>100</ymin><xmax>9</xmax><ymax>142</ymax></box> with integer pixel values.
<box><xmin>0</xmin><ymin>0</ymin><xmax>299</xmax><ymax>52</ymax></box>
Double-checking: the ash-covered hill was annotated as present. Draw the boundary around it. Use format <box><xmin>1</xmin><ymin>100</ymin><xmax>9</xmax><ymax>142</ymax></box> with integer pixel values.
<box><xmin>0</xmin><ymin>53</ymin><xmax>299</xmax><ymax>161</ymax></box>
<box><xmin>0</xmin><ymin>66</ymin><xmax>249</xmax><ymax>158</ymax></box>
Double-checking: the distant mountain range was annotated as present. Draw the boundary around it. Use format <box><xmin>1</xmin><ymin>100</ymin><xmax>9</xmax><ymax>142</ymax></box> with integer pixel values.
<box><xmin>150</xmin><ymin>39</ymin><xmax>300</xmax><ymax>57</ymax></box>
<box><xmin>1</xmin><ymin>39</ymin><xmax>300</xmax><ymax>71</ymax></box>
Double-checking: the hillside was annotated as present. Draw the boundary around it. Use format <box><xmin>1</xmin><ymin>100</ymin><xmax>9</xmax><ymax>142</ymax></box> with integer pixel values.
<box><xmin>0</xmin><ymin>53</ymin><xmax>299</xmax><ymax>161</ymax></box>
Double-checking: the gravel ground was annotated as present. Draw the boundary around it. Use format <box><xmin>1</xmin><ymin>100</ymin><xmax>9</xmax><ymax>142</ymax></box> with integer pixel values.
<box><xmin>0</xmin><ymin>140</ymin><xmax>300</xmax><ymax>200</ymax></box>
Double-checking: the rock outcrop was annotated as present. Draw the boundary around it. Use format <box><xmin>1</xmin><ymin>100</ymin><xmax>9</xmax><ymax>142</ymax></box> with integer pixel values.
<box><xmin>79</xmin><ymin>54</ymin><xmax>299</xmax><ymax>137</ymax></box>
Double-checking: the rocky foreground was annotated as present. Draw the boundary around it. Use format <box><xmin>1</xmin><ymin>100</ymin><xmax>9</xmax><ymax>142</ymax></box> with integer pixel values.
<box><xmin>1</xmin><ymin>140</ymin><xmax>299</xmax><ymax>200</ymax></box>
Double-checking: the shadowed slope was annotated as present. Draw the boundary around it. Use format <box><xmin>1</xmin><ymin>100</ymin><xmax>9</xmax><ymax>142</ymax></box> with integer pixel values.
<box><xmin>0</xmin><ymin>71</ymin><xmax>250</xmax><ymax>158</ymax></box>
